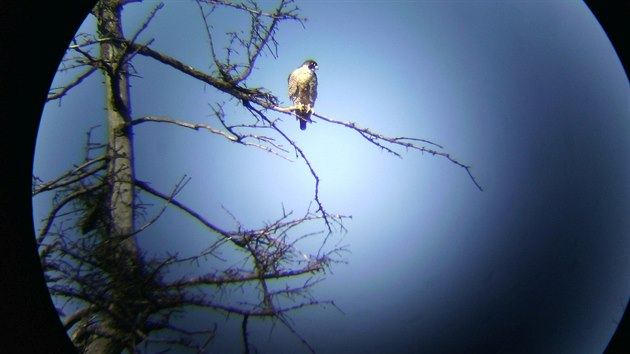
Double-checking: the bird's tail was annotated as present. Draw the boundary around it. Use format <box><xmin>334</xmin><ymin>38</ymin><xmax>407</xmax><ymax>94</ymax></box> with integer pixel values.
<box><xmin>297</xmin><ymin>112</ymin><xmax>310</xmax><ymax>130</ymax></box>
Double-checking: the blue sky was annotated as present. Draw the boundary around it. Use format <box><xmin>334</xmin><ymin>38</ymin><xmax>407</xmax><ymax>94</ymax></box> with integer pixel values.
<box><xmin>33</xmin><ymin>1</ymin><xmax>630</xmax><ymax>353</ymax></box>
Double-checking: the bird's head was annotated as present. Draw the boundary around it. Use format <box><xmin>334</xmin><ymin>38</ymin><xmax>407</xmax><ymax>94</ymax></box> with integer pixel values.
<box><xmin>302</xmin><ymin>59</ymin><xmax>318</xmax><ymax>71</ymax></box>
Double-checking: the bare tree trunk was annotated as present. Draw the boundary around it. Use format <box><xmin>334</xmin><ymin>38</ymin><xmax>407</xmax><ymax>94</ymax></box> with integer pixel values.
<box><xmin>98</xmin><ymin>0</ymin><xmax>137</xmax><ymax>261</ymax></box>
<box><xmin>80</xmin><ymin>1</ymin><xmax>140</xmax><ymax>352</ymax></box>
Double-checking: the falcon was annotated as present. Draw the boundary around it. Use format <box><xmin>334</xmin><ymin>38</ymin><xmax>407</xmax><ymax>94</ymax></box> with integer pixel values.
<box><xmin>288</xmin><ymin>59</ymin><xmax>318</xmax><ymax>130</ymax></box>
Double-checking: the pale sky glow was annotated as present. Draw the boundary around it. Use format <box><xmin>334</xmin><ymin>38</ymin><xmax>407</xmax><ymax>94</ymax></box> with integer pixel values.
<box><xmin>33</xmin><ymin>1</ymin><xmax>630</xmax><ymax>353</ymax></box>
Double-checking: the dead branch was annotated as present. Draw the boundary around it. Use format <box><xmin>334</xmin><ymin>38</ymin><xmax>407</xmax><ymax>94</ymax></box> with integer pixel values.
<box><xmin>130</xmin><ymin>116</ymin><xmax>239</xmax><ymax>140</ymax></box>
<box><xmin>201</xmin><ymin>0</ymin><xmax>303</xmax><ymax>20</ymax></box>
<box><xmin>312</xmin><ymin>112</ymin><xmax>484</xmax><ymax>191</ymax></box>
<box><xmin>134</xmin><ymin>179</ymin><xmax>230</xmax><ymax>237</ymax></box>
<box><xmin>169</xmin><ymin>259</ymin><xmax>326</xmax><ymax>288</ymax></box>
<box><xmin>127</xmin><ymin>2</ymin><xmax>164</xmax><ymax>46</ymax></box>
<box><xmin>129</xmin><ymin>116</ymin><xmax>292</xmax><ymax>160</ymax></box>
<box><xmin>195</xmin><ymin>0</ymin><xmax>303</xmax><ymax>83</ymax></box>
<box><xmin>33</xmin><ymin>155</ymin><xmax>107</xmax><ymax>195</ymax></box>
<box><xmin>47</xmin><ymin>66</ymin><xmax>98</xmax><ymax>102</ymax></box>
<box><xmin>130</xmin><ymin>175</ymin><xmax>190</xmax><ymax>237</ymax></box>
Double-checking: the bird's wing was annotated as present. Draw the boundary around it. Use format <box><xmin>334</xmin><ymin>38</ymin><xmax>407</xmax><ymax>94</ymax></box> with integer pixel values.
<box><xmin>288</xmin><ymin>69</ymin><xmax>299</xmax><ymax>102</ymax></box>
<box><xmin>310</xmin><ymin>72</ymin><xmax>318</xmax><ymax>105</ymax></box>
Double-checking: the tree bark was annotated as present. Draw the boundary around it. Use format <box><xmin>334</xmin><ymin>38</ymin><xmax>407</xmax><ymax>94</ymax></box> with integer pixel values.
<box><xmin>98</xmin><ymin>0</ymin><xmax>136</xmax><ymax>254</ymax></box>
<box><xmin>80</xmin><ymin>1</ymin><xmax>140</xmax><ymax>352</ymax></box>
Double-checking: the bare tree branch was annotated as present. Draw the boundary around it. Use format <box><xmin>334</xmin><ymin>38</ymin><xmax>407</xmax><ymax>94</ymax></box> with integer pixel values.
<box><xmin>312</xmin><ymin>112</ymin><xmax>484</xmax><ymax>191</ymax></box>
<box><xmin>134</xmin><ymin>179</ymin><xmax>231</xmax><ymax>238</ymax></box>
<box><xmin>127</xmin><ymin>2</ymin><xmax>164</xmax><ymax>46</ymax></box>
<box><xmin>33</xmin><ymin>156</ymin><xmax>107</xmax><ymax>195</ymax></box>
<box><xmin>195</xmin><ymin>0</ymin><xmax>303</xmax><ymax>83</ymax></box>
<box><xmin>129</xmin><ymin>115</ymin><xmax>292</xmax><ymax>160</ymax></box>
<box><xmin>202</xmin><ymin>0</ymin><xmax>303</xmax><ymax>20</ymax></box>
<box><xmin>169</xmin><ymin>260</ymin><xmax>327</xmax><ymax>288</ymax></box>
<box><xmin>131</xmin><ymin>175</ymin><xmax>189</xmax><ymax>237</ymax></box>
<box><xmin>47</xmin><ymin>66</ymin><xmax>99</xmax><ymax>102</ymax></box>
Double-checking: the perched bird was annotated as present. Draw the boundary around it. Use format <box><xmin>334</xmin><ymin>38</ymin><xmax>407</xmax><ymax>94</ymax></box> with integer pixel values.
<box><xmin>288</xmin><ymin>59</ymin><xmax>318</xmax><ymax>130</ymax></box>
